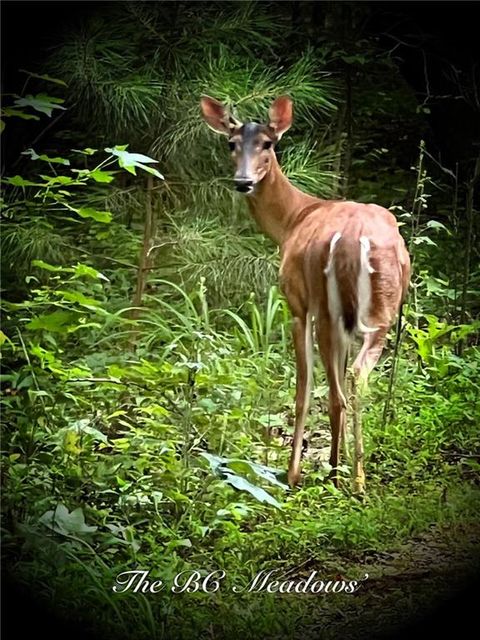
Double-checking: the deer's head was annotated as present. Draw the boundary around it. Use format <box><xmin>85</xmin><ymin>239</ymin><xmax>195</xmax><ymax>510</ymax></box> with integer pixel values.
<box><xmin>200</xmin><ymin>95</ymin><xmax>293</xmax><ymax>195</ymax></box>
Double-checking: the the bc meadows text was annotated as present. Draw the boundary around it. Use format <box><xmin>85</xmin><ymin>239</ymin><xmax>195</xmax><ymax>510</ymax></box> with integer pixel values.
<box><xmin>113</xmin><ymin>569</ymin><xmax>369</xmax><ymax>595</ymax></box>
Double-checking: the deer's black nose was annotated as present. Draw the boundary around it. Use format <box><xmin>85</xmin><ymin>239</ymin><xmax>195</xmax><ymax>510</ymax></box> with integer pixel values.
<box><xmin>234</xmin><ymin>178</ymin><xmax>254</xmax><ymax>193</ymax></box>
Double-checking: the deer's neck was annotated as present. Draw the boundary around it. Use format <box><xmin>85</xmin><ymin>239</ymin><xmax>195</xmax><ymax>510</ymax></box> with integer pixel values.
<box><xmin>246</xmin><ymin>154</ymin><xmax>320</xmax><ymax>247</ymax></box>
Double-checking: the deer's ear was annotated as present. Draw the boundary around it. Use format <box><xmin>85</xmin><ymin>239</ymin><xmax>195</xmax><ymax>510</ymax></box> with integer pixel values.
<box><xmin>200</xmin><ymin>96</ymin><xmax>241</xmax><ymax>136</ymax></box>
<box><xmin>268</xmin><ymin>96</ymin><xmax>293</xmax><ymax>139</ymax></box>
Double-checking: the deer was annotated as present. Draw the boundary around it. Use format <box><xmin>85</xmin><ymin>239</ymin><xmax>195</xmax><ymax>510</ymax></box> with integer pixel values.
<box><xmin>200</xmin><ymin>95</ymin><xmax>411</xmax><ymax>493</ymax></box>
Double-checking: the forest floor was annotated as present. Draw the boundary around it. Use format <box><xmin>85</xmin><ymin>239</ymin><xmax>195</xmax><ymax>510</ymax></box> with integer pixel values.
<box><xmin>293</xmin><ymin>521</ymin><xmax>480</xmax><ymax>639</ymax></box>
<box><xmin>3</xmin><ymin>496</ymin><xmax>480</xmax><ymax>640</ymax></box>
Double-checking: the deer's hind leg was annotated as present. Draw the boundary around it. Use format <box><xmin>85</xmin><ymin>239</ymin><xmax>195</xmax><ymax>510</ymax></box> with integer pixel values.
<box><xmin>351</xmin><ymin>326</ymin><xmax>390</xmax><ymax>494</ymax></box>
<box><xmin>316</xmin><ymin>317</ymin><xmax>349</xmax><ymax>487</ymax></box>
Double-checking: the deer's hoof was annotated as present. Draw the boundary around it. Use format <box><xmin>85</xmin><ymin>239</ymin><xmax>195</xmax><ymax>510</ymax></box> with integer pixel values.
<box><xmin>353</xmin><ymin>476</ymin><xmax>366</xmax><ymax>498</ymax></box>
<box><xmin>287</xmin><ymin>469</ymin><xmax>301</xmax><ymax>488</ymax></box>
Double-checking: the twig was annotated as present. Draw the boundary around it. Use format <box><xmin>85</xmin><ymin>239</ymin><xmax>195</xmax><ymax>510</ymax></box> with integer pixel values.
<box><xmin>67</xmin><ymin>377</ymin><xmax>148</xmax><ymax>389</ymax></box>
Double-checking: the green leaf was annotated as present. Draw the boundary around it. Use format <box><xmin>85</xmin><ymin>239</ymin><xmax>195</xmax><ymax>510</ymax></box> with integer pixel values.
<box><xmin>413</xmin><ymin>236</ymin><xmax>436</xmax><ymax>246</ymax></box>
<box><xmin>108</xmin><ymin>144</ymin><xmax>128</xmax><ymax>152</ymax></box>
<box><xmin>27</xmin><ymin>310</ymin><xmax>78</xmax><ymax>332</ymax></box>
<box><xmin>89</xmin><ymin>169</ymin><xmax>115</xmax><ymax>183</ymax></box>
<box><xmin>166</xmin><ymin>538</ymin><xmax>192</xmax><ymax>553</ymax></box>
<box><xmin>227</xmin><ymin>459</ymin><xmax>288</xmax><ymax>489</ymax></box>
<box><xmin>3</xmin><ymin>175</ymin><xmax>45</xmax><ymax>187</ymax></box>
<box><xmin>223</xmin><ymin>473</ymin><xmax>282</xmax><ymax>509</ymax></box>
<box><xmin>14</xmin><ymin>93</ymin><xmax>66</xmax><ymax>117</ymax></box>
<box><xmin>77</xmin><ymin>207</ymin><xmax>112</xmax><ymax>223</ymax></box>
<box><xmin>106</xmin><ymin>148</ymin><xmax>158</xmax><ymax>164</ymax></box>
<box><xmin>200</xmin><ymin>453</ymin><xmax>284</xmax><ymax>508</ymax></box>
<box><xmin>426</xmin><ymin>220</ymin><xmax>449</xmax><ymax>232</ymax></box>
<box><xmin>105</xmin><ymin>146</ymin><xmax>164</xmax><ymax>180</ymax></box>
<box><xmin>137</xmin><ymin>164</ymin><xmax>164</xmax><ymax>180</ymax></box>
<box><xmin>21</xmin><ymin>148</ymin><xmax>70</xmax><ymax>165</ymax></box>
<box><xmin>71</xmin><ymin>148</ymin><xmax>98</xmax><ymax>155</ymax></box>
<box><xmin>72</xmin><ymin>168</ymin><xmax>115</xmax><ymax>182</ymax></box>
<box><xmin>39</xmin><ymin>174</ymin><xmax>77</xmax><ymax>186</ymax></box>
<box><xmin>201</xmin><ymin>452</ymin><xmax>228</xmax><ymax>472</ymax></box>
<box><xmin>58</xmin><ymin>419</ymin><xmax>109</xmax><ymax>445</ymax></box>
<box><xmin>20</xmin><ymin>69</ymin><xmax>68</xmax><ymax>86</ymax></box>
<box><xmin>58</xmin><ymin>290</ymin><xmax>102</xmax><ymax>308</ymax></box>
<box><xmin>40</xmin><ymin>504</ymin><xmax>97</xmax><ymax>536</ymax></box>
<box><xmin>31</xmin><ymin>259</ymin><xmax>64</xmax><ymax>272</ymax></box>
<box><xmin>1</xmin><ymin>107</ymin><xmax>40</xmax><ymax>120</ymax></box>
<box><xmin>73</xmin><ymin>263</ymin><xmax>109</xmax><ymax>281</ymax></box>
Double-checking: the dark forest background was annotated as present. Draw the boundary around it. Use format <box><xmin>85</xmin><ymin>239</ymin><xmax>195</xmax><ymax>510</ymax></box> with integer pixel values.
<box><xmin>1</xmin><ymin>2</ymin><xmax>479</xmax><ymax>640</ymax></box>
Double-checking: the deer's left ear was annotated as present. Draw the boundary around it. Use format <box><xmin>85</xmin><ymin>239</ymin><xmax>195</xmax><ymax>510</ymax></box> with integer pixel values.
<box><xmin>268</xmin><ymin>96</ymin><xmax>293</xmax><ymax>140</ymax></box>
<box><xmin>200</xmin><ymin>95</ymin><xmax>241</xmax><ymax>136</ymax></box>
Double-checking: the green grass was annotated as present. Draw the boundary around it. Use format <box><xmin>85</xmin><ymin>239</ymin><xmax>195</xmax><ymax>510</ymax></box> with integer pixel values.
<box><xmin>2</xmin><ymin>281</ymin><xmax>479</xmax><ymax>640</ymax></box>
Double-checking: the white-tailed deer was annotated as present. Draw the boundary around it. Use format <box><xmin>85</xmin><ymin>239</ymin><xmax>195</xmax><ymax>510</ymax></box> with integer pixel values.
<box><xmin>200</xmin><ymin>95</ymin><xmax>410</xmax><ymax>492</ymax></box>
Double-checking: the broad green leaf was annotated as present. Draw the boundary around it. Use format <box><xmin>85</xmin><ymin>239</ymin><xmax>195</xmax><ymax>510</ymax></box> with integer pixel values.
<box><xmin>200</xmin><ymin>453</ymin><xmax>284</xmax><ymax>507</ymax></box>
<box><xmin>166</xmin><ymin>538</ymin><xmax>192</xmax><ymax>553</ymax></box>
<box><xmin>1</xmin><ymin>107</ymin><xmax>40</xmax><ymax>120</ymax></box>
<box><xmin>136</xmin><ymin>164</ymin><xmax>164</xmax><ymax>179</ymax></box>
<box><xmin>14</xmin><ymin>93</ymin><xmax>66</xmax><ymax>117</ymax></box>
<box><xmin>105</xmin><ymin>146</ymin><xmax>164</xmax><ymax>180</ymax></box>
<box><xmin>40</xmin><ymin>504</ymin><xmax>97</xmax><ymax>536</ymax></box>
<box><xmin>89</xmin><ymin>169</ymin><xmax>115</xmax><ymax>183</ymax></box>
<box><xmin>21</xmin><ymin>148</ymin><xmax>70</xmax><ymax>165</ymax></box>
<box><xmin>31</xmin><ymin>259</ymin><xmax>64</xmax><ymax>272</ymax></box>
<box><xmin>62</xmin><ymin>430</ymin><xmax>82</xmax><ymax>455</ymax></box>
<box><xmin>426</xmin><ymin>220</ymin><xmax>449</xmax><ymax>232</ymax></box>
<box><xmin>105</xmin><ymin>148</ymin><xmax>158</xmax><ymax>164</ymax></box>
<box><xmin>27</xmin><ymin>310</ymin><xmax>78</xmax><ymax>332</ymax></box>
<box><xmin>77</xmin><ymin>207</ymin><xmax>112</xmax><ymax>223</ymax></box>
<box><xmin>73</xmin><ymin>263</ymin><xmax>109</xmax><ymax>281</ymax></box>
<box><xmin>57</xmin><ymin>290</ymin><xmax>102</xmax><ymax>307</ymax></box>
<box><xmin>3</xmin><ymin>175</ymin><xmax>45</xmax><ymax>187</ymax></box>
<box><xmin>71</xmin><ymin>167</ymin><xmax>115</xmax><ymax>183</ymax></box>
<box><xmin>223</xmin><ymin>473</ymin><xmax>282</xmax><ymax>509</ymax></box>
<box><xmin>0</xmin><ymin>330</ymin><xmax>7</xmax><ymax>347</ymax></box>
<box><xmin>413</xmin><ymin>236</ymin><xmax>436</xmax><ymax>246</ymax></box>
<box><xmin>39</xmin><ymin>174</ymin><xmax>77</xmax><ymax>185</ymax></box>
<box><xmin>227</xmin><ymin>459</ymin><xmax>288</xmax><ymax>489</ymax></box>
<box><xmin>201</xmin><ymin>452</ymin><xmax>228</xmax><ymax>472</ymax></box>
<box><xmin>58</xmin><ymin>419</ymin><xmax>109</xmax><ymax>444</ymax></box>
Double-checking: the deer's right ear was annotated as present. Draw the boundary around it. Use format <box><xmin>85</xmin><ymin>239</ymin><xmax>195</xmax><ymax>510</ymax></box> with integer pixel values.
<box><xmin>200</xmin><ymin>96</ymin><xmax>241</xmax><ymax>136</ymax></box>
<box><xmin>268</xmin><ymin>96</ymin><xmax>293</xmax><ymax>140</ymax></box>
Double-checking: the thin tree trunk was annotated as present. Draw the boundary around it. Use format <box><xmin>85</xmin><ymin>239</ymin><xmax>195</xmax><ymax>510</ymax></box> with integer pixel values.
<box><xmin>332</xmin><ymin>103</ymin><xmax>347</xmax><ymax>195</ymax></box>
<box><xmin>458</xmin><ymin>156</ymin><xmax>480</xmax><ymax>354</ymax></box>
<box><xmin>342</xmin><ymin>64</ymin><xmax>353</xmax><ymax>197</ymax></box>
<box><xmin>131</xmin><ymin>175</ymin><xmax>155</xmax><ymax>322</ymax></box>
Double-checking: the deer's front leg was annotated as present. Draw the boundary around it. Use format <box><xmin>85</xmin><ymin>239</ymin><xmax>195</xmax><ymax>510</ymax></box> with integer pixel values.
<box><xmin>287</xmin><ymin>315</ymin><xmax>313</xmax><ymax>487</ymax></box>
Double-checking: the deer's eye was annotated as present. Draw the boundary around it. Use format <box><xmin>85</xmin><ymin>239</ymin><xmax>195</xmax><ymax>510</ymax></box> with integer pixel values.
<box><xmin>228</xmin><ymin>141</ymin><xmax>236</xmax><ymax>152</ymax></box>
<box><xmin>263</xmin><ymin>140</ymin><xmax>273</xmax><ymax>150</ymax></box>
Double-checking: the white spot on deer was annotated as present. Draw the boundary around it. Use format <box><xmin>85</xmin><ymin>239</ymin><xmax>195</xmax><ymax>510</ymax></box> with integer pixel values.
<box><xmin>357</xmin><ymin>236</ymin><xmax>377</xmax><ymax>333</ymax></box>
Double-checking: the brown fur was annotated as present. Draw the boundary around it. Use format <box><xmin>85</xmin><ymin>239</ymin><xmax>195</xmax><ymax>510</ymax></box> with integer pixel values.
<box><xmin>201</xmin><ymin>95</ymin><xmax>411</xmax><ymax>490</ymax></box>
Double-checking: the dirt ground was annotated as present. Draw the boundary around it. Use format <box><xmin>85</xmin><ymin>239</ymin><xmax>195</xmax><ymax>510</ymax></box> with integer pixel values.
<box><xmin>296</xmin><ymin>522</ymin><xmax>480</xmax><ymax>639</ymax></box>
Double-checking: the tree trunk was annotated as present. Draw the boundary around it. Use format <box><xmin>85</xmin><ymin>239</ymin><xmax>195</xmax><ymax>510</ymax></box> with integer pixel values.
<box><xmin>131</xmin><ymin>175</ymin><xmax>155</xmax><ymax>322</ymax></box>
<box><xmin>458</xmin><ymin>156</ymin><xmax>480</xmax><ymax>354</ymax></box>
